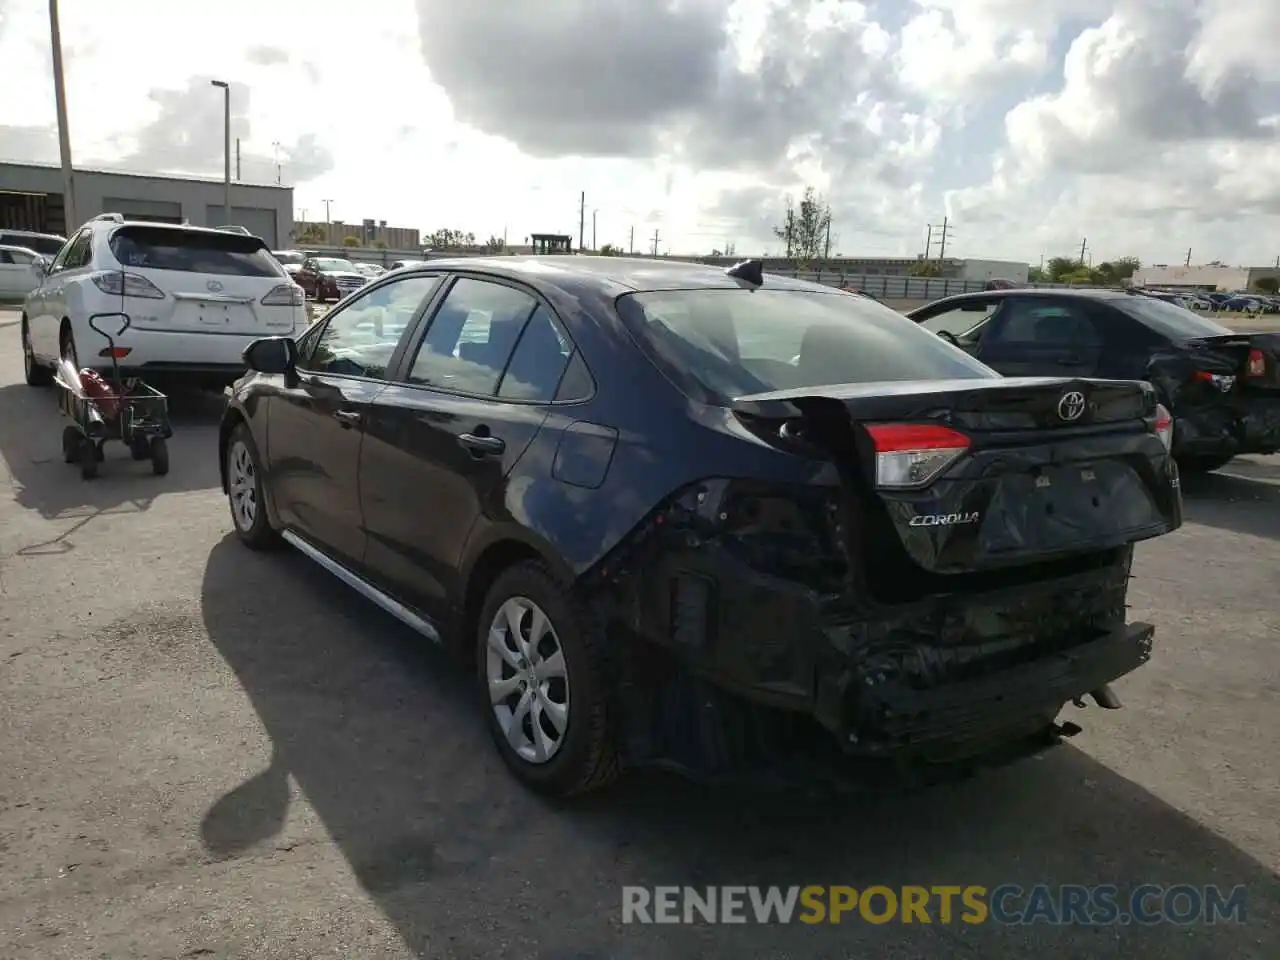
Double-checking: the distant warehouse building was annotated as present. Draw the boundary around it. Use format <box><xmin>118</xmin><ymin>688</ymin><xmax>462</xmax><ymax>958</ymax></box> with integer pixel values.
<box><xmin>0</xmin><ymin>160</ymin><xmax>294</xmax><ymax>247</ymax></box>
<box><xmin>1133</xmin><ymin>263</ymin><xmax>1280</xmax><ymax>293</ymax></box>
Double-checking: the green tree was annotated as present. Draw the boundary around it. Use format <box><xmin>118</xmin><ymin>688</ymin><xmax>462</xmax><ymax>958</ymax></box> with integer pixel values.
<box><xmin>908</xmin><ymin>260</ymin><xmax>940</xmax><ymax>277</ymax></box>
<box><xmin>1254</xmin><ymin>276</ymin><xmax>1279</xmax><ymax>294</ymax></box>
<box><xmin>424</xmin><ymin>228</ymin><xmax>476</xmax><ymax>250</ymax></box>
<box><xmin>598</xmin><ymin>243</ymin><xmax>622</xmax><ymax>256</ymax></box>
<box><xmin>297</xmin><ymin>223</ymin><xmax>326</xmax><ymax>244</ymax></box>
<box><xmin>373</xmin><ymin>240</ymin><xmax>388</xmax><ymax>250</ymax></box>
<box><xmin>484</xmin><ymin>234</ymin><xmax>506</xmax><ymax>253</ymax></box>
<box><xmin>772</xmin><ymin>187</ymin><xmax>834</xmax><ymax>259</ymax></box>
<box><xmin>341</xmin><ymin>236</ymin><xmax>360</xmax><ymax>247</ymax></box>
<box><xmin>1045</xmin><ymin>257</ymin><xmax>1079</xmax><ymax>282</ymax></box>
<box><xmin>1092</xmin><ymin>257</ymin><xmax>1141</xmax><ymax>284</ymax></box>
<box><xmin>1028</xmin><ymin>265</ymin><xmax>1048</xmax><ymax>283</ymax></box>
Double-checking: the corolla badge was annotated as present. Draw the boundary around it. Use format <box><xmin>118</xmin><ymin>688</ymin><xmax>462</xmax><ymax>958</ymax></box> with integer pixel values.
<box><xmin>1057</xmin><ymin>390</ymin><xmax>1086</xmax><ymax>422</ymax></box>
<box><xmin>909</xmin><ymin>512</ymin><xmax>981</xmax><ymax>527</ymax></box>
<box><xmin>206</xmin><ymin>280</ymin><xmax>224</xmax><ymax>292</ymax></box>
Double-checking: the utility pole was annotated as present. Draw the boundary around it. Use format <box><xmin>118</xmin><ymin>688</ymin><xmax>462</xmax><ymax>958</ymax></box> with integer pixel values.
<box><xmin>1079</xmin><ymin>236</ymin><xmax>1088</xmax><ymax>265</ymax></box>
<box><xmin>1185</xmin><ymin>248</ymin><xmax>1192</xmax><ymax>267</ymax></box>
<box><xmin>578</xmin><ymin>192</ymin><xmax>585</xmax><ymax>252</ymax></box>
<box><xmin>651</xmin><ymin>228</ymin><xmax>660</xmax><ymax>257</ymax></box>
<box><xmin>235</xmin><ymin>138</ymin><xmax>241</xmax><ymax>180</ymax></box>
<box><xmin>322</xmin><ymin>199</ymin><xmax>333</xmax><ymax>222</ymax></box>
<box><xmin>210</xmin><ymin>80</ymin><xmax>231</xmax><ymax>225</ymax></box>
<box><xmin>592</xmin><ymin>209</ymin><xmax>597</xmax><ymax>251</ymax></box>
<box><xmin>272</xmin><ymin>141</ymin><xmax>282</xmax><ymax>184</ymax></box>
<box><xmin>926</xmin><ymin>216</ymin><xmax>950</xmax><ymax>260</ymax></box>
<box><xmin>923</xmin><ymin>224</ymin><xmax>932</xmax><ymax>260</ymax></box>
<box><xmin>823</xmin><ymin>218</ymin><xmax>831</xmax><ymax>259</ymax></box>
<box><xmin>629</xmin><ymin>225</ymin><xmax>634</xmax><ymax>254</ymax></box>
<box><xmin>49</xmin><ymin>0</ymin><xmax>77</xmax><ymax>232</ymax></box>
<box><xmin>937</xmin><ymin>216</ymin><xmax>949</xmax><ymax>259</ymax></box>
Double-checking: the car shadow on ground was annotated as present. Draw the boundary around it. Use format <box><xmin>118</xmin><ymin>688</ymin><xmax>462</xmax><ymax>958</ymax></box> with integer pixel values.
<box><xmin>1178</xmin><ymin>456</ymin><xmax>1280</xmax><ymax>541</ymax></box>
<box><xmin>0</xmin><ymin>381</ymin><xmax>225</xmax><ymax>527</ymax></box>
<box><xmin>200</xmin><ymin>535</ymin><xmax>1279</xmax><ymax>960</ymax></box>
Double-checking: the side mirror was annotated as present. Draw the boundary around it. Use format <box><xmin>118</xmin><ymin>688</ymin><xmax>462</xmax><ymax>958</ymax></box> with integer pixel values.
<box><xmin>32</xmin><ymin>256</ymin><xmax>50</xmax><ymax>276</ymax></box>
<box><xmin>243</xmin><ymin>336</ymin><xmax>297</xmax><ymax>375</ymax></box>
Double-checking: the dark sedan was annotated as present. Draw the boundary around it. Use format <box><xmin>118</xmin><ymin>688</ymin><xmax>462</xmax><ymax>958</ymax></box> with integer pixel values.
<box><xmin>218</xmin><ymin>258</ymin><xmax>1180</xmax><ymax>796</ymax></box>
<box><xmin>908</xmin><ymin>288</ymin><xmax>1280</xmax><ymax>473</ymax></box>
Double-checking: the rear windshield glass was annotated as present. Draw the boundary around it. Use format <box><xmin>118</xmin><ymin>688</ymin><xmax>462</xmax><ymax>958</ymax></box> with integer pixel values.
<box><xmin>615</xmin><ymin>288</ymin><xmax>998</xmax><ymax>400</ymax></box>
<box><xmin>314</xmin><ymin>258</ymin><xmax>357</xmax><ymax>272</ymax></box>
<box><xmin>108</xmin><ymin>226</ymin><xmax>282</xmax><ymax>276</ymax></box>
<box><xmin>272</xmin><ymin>250</ymin><xmax>305</xmax><ymax>264</ymax></box>
<box><xmin>1118</xmin><ymin>295</ymin><xmax>1234</xmax><ymax>340</ymax></box>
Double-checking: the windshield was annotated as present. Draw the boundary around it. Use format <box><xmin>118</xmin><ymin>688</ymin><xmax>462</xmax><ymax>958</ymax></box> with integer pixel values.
<box><xmin>108</xmin><ymin>226</ymin><xmax>282</xmax><ymax>276</ymax></box>
<box><xmin>615</xmin><ymin>288</ymin><xmax>998</xmax><ymax>401</ymax></box>
<box><xmin>1119</xmin><ymin>295</ymin><xmax>1234</xmax><ymax>340</ymax></box>
<box><xmin>315</xmin><ymin>258</ymin><xmax>357</xmax><ymax>272</ymax></box>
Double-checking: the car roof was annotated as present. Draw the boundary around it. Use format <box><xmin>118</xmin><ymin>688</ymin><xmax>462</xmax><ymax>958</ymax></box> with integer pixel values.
<box><xmin>1</xmin><ymin>229</ymin><xmax>64</xmax><ymax>239</ymax></box>
<box><xmin>927</xmin><ymin>287</ymin><xmax>1133</xmax><ymax>307</ymax></box>
<box><xmin>396</xmin><ymin>255</ymin><xmax>829</xmax><ymax>297</ymax></box>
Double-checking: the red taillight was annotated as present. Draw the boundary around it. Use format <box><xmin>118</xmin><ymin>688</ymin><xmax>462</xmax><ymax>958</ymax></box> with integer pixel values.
<box><xmin>1247</xmin><ymin>348</ymin><xmax>1266</xmax><ymax>377</ymax></box>
<box><xmin>864</xmin><ymin>422</ymin><xmax>970</xmax><ymax>488</ymax></box>
<box><xmin>98</xmin><ymin>346</ymin><xmax>132</xmax><ymax>358</ymax></box>
<box><xmin>1154</xmin><ymin>403</ymin><xmax>1173</xmax><ymax>452</ymax></box>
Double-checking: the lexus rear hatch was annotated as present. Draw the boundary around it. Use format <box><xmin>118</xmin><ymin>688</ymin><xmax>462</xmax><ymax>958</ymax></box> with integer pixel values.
<box><xmin>102</xmin><ymin>225</ymin><xmax>303</xmax><ymax>335</ymax></box>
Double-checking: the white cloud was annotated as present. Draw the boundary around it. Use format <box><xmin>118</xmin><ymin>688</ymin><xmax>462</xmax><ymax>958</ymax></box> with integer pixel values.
<box><xmin>0</xmin><ymin>0</ymin><xmax>1277</xmax><ymax>265</ymax></box>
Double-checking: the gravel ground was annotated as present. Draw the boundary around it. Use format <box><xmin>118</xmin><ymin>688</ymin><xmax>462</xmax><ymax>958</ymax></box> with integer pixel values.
<box><xmin>0</xmin><ymin>310</ymin><xmax>1277</xmax><ymax>959</ymax></box>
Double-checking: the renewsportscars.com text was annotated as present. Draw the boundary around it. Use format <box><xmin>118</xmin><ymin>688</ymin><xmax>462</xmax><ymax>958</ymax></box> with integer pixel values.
<box><xmin>621</xmin><ymin>884</ymin><xmax>1247</xmax><ymax>926</ymax></box>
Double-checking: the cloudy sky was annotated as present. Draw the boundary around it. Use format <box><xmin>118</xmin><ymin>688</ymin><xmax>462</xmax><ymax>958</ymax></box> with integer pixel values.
<box><xmin>1</xmin><ymin>0</ymin><xmax>1279</xmax><ymax>265</ymax></box>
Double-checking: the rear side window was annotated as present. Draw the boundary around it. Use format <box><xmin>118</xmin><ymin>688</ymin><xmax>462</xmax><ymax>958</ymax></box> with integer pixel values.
<box><xmin>616</xmin><ymin>288</ymin><xmax>996</xmax><ymax>400</ymax></box>
<box><xmin>987</xmin><ymin>300</ymin><xmax>1102</xmax><ymax>346</ymax></box>
<box><xmin>497</xmin><ymin>305</ymin><xmax>575</xmax><ymax>402</ymax></box>
<box><xmin>408</xmin><ymin>278</ymin><xmax>537</xmax><ymax>394</ymax></box>
<box><xmin>107</xmin><ymin>226</ymin><xmax>282</xmax><ymax>277</ymax></box>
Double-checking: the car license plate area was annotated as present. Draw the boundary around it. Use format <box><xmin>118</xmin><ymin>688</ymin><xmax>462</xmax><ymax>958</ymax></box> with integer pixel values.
<box><xmin>981</xmin><ymin>461</ymin><xmax>1156</xmax><ymax>555</ymax></box>
<box><xmin>175</xmin><ymin>300</ymin><xmax>255</xmax><ymax>331</ymax></box>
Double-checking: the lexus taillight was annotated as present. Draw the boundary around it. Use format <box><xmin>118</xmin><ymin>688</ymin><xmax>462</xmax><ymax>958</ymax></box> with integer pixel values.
<box><xmin>91</xmin><ymin>271</ymin><xmax>165</xmax><ymax>299</ymax></box>
<box><xmin>262</xmin><ymin>283</ymin><xmax>305</xmax><ymax>306</ymax></box>
<box><xmin>865</xmin><ymin>422</ymin><xmax>970</xmax><ymax>489</ymax></box>
<box><xmin>1247</xmin><ymin>348</ymin><xmax>1266</xmax><ymax>377</ymax></box>
<box><xmin>1154</xmin><ymin>403</ymin><xmax>1173</xmax><ymax>452</ymax></box>
<box><xmin>1192</xmin><ymin>370</ymin><xmax>1236</xmax><ymax>392</ymax></box>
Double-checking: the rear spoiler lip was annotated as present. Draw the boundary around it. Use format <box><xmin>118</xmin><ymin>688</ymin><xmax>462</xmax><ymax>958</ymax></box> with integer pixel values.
<box><xmin>1184</xmin><ymin>332</ymin><xmax>1280</xmax><ymax>347</ymax></box>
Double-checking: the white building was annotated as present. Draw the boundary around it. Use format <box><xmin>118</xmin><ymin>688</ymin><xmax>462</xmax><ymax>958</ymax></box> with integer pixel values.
<box><xmin>0</xmin><ymin>161</ymin><xmax>294</xmax><ymax>247</ymax></box>
<box><xmin>1133</xmin><ymin>263</ymin><xmax>1280</xmax><ymax>293</ymax></box>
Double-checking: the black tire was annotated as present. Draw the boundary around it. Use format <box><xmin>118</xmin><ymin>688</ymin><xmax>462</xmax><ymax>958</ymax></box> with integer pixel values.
<box><xmin>22</xmin><ymin>319</ymin><xmax>51</xmax><ymax>387</ymax></box>
<box><xmin>1177</xmin><ymin>454</ymin><xmax>1234</xmax><ymax>474</ymax></box>
<box><xmin>225</xmin><ymin>423</ymin><xmax>280</xmax><ymax>549</ymax></box>
<box><xmin>62</xmin><ymin>426</ymin><xmax>80</xmax><ymax>464</ymax></box>
<box><xmin>79</xmin><ymin>437</ymin><xmax>98</xmax><ymax>480</ymax></box>
<box><xmin>150</xmin><ymin>437</ymin><xmax>170</xmax><ymax>476</ymax></box>
<box><xmin>475</xmin><ymin>560</ymin><xmax>620</xmax><ymax>797</ymax></box>
<box><xmin>131</xmin><ymin>438</ymin><xmax>150</xmax><ymax>461</ymax></box>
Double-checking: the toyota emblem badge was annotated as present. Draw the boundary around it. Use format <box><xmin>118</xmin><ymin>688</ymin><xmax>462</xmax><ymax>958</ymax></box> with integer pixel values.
<box><xmin>207</xmin><ymin>280</ymin><xmax>224</xmax><ymax>292</ymax></box>
<box><xmin>1057</xmin><ymin>390</ymin><xmax>1086</xmax><ymax>422</ymax></box>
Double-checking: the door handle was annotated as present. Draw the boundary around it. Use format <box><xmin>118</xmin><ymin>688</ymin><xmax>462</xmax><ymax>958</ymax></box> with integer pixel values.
<box><xmin>332</xmin><ymin>409</ymin><xmax>362</xmax><ymax>427</ymax></box>
<box><xmin>458</xmin><ymin>432</ymin><xmax>505</xmax><ymax>456</ymax></box>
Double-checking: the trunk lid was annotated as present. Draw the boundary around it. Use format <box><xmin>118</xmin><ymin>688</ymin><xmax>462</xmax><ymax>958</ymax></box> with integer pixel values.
<box><xmin>105</xmin><ymin>224</ymin><xmax>301</xmax><ymax>336</ymax></box>
<box><xmin>730</xmin><ymin>376</ymin><xmax>1181</xmax><ymax>577</ymax></box>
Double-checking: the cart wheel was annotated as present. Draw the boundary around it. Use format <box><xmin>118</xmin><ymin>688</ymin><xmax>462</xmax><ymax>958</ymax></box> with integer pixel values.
<box><xmin>79</xmin><ymin>438</ymin><xmax>99</xmax><ymax>480</ymax></box>
<box><xmin>150</xmin><ymin>437</ymin><xmax>170</xmax><ymax>476</ymax></box>
<box><xmin>130</xmin><ymin>437</ymin><xmax>150</xmax><ymax>461</ymax></box>
<box><xmin>62</xmin><ymin>426</ymin><xmax>81</xmax><ymax>464</ymax></box>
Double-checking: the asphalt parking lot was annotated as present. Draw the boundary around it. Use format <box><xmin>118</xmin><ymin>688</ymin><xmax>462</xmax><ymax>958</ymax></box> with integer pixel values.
<box><xmin>0</xmin><ymin>308</ymin><xmax>1277</xmax><ymax>959</ymax></box>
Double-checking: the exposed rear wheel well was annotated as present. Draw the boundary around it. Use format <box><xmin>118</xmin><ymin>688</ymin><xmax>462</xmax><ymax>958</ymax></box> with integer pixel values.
<box><xmin>460</xmin><ymin>540</ymin><xmax>546</xmax><ymax>662</ymax></box>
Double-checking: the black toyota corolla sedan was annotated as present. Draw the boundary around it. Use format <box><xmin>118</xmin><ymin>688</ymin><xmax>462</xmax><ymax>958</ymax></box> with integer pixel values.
<box><xmin>219</xmin><ymin>256</ymin><xmax>1181</xmax><ymax>796</ymax></box>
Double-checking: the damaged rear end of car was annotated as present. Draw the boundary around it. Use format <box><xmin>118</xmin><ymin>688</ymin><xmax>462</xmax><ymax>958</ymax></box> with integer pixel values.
<box><xmin>591</xmin><ymin>285</ymin><xmax>1183</xmax><ymax>788</ymax></box>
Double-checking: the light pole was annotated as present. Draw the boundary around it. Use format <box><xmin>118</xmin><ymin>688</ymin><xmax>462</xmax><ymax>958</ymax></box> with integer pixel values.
<box><xmin>272</xmin><ymin>141</ymin><xmax>282</xmax><ymax>184</ymax></box>
<box><xmin>210</xmin><ymin>80</ymin><xmax>231</xmax><ymax>224</ymax></box>
<box><xmin>48</xmin><ymin>0</ymin><xmax>76</xmax><ymax>231</ymax></box>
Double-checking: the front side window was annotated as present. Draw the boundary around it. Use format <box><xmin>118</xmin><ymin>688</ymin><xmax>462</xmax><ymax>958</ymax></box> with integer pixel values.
<box><xmin>107</xmin><ymin>226</ymin><xmax>282</xmax><ymax>276</ymax></box>
<box><xmin>987</xmin><ymin>300</ymin><xmax>1102</xmax><ymax>346</ymax></box>
<box><xmin>616</xmin><ymin>288</ymin><xmax>997</xmax><ymax>401</ymax></box>
<box><xmin>303</xmin><ymin>274</ymin><xmax>443</xmax><ymax>378</ymax></box>
<box><xmin>915</xmin><ymin>301</ymin><xmax>997</xmax><ymax>344</ymax></box>
<box><xmin>407</xmin><ymin>278</ymin><xmax>538</xmax><ymax>395</ymax></box>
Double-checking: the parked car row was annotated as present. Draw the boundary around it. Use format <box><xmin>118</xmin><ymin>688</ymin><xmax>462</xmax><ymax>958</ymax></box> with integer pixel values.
<box><xmin>203</xmin><ymin>255</ymin><xmax>1184</xmax><ymax>797</ymax></box>
<box><xmin>1140</xmin><ymin>288</ymin><xmax>1280</xmax><ymax>314</ymax></box>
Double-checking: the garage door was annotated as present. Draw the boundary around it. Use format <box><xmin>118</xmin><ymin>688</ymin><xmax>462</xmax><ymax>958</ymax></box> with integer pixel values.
<box><xmin>102</xmin><ymin>197</ymin><xmax>183</xmax><ymax>223</ymax></box>
<box><xmin>205</xmin><ymin>205</ymin><xmax>278</xmax><ymax>247</ymax></box>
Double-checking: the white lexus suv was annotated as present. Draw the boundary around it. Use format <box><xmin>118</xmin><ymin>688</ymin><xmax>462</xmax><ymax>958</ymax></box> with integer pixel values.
<box><xmin>21</xmin><ymin>214</ymin><xmax>308</xmax><ymax>389</ymax></box>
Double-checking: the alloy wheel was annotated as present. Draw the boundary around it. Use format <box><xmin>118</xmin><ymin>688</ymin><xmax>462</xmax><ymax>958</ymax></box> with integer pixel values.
<box><xmin>485</xmin><ymin>596</ymin><xmax>570</xmax><ymax>764</ymax></box>
<box><xmin>227</xmin><ymin>440</ymin><xmax>258</xmax><ymax>531</ymax></box>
